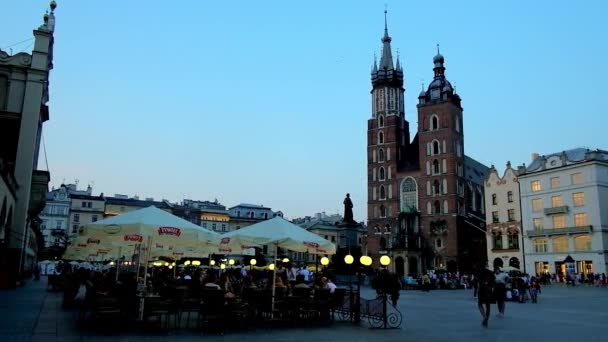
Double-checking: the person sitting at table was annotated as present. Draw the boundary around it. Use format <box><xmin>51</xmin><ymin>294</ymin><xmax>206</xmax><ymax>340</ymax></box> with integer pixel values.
<box><xmin>220</xmin><ymin>273</ymin><xmax>236</xmax><ymax>299</ymax></box>
<box><xmin>203</xmin><ymin>274</ymin><xmax>221</xmax><ymax>290</ymax></box>
<box><xmin>294</xmin><ymin>275</ymin><xmax>310</xmax><ymax>289</ymax></box>
<box><xmin>322</xmin><ymin>277</ymin><xmax>337</xmax><ymax>294</ymax></box>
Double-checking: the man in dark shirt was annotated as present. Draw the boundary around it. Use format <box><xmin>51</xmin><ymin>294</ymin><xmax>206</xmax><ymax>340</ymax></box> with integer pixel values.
<box><xmin>476</xmin><ymin>264</ymin><xmax>495</xmax><ymax>327</ymax></box>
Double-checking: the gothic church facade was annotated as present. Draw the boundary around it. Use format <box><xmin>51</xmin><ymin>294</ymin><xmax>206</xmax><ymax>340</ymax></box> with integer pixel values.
<box><xmin>366</xmin><ymin>16</ymin><xmax>489</xmax><ymax>275</ymax></box>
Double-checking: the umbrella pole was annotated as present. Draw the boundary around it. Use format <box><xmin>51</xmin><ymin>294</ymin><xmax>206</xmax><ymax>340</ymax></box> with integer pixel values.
<box><xmin>115</xmin><ymin>247</ymin><xmax>121</xmax><ymax>283</ymax></box>
<box><xmin>271</xmin><ymin>243</ymin><xmax>277</xmax><ymax>319</ymax></box>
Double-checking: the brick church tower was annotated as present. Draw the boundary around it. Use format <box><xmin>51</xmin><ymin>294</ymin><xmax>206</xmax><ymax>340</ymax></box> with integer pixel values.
<box><xmin>366</xmin><ymin>13</ymin><xmax>413</xmax><ymax>256</ymax></box>
<box><xmin>415</xmin><ymin>49</ymin><xmax>467</xmax><ymax>271</ymax></box>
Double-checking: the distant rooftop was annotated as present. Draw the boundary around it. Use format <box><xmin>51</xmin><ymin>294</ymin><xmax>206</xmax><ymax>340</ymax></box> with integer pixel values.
<box><xmin>524</xmin><ymin>147</ymin><xmax>608</xmax><ymax>174</ymax></box>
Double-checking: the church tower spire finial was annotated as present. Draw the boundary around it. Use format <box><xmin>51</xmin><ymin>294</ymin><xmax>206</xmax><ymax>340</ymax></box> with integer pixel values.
<box><xmin>379</xmin><ymin>7</ymin><xmax>394</xmax><ymax>70</ymax></box>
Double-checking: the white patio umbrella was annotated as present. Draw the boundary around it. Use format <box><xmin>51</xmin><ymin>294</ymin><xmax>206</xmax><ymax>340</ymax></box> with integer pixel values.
<box><xmin>220</xmin><ymin>217</ymin><xmax>336</xmax><ymax>316</ymax></box>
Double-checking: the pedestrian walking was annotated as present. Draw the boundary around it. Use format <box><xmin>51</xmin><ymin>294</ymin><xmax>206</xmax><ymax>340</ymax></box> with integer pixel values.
<box><xmin>494</xmin><ymin>268</ymin><xmax>508</xmax><ymax>317</ymax></box>
<box><xmin>476</xmin><ymin>264</ymin><xmax>495</xmax><ymax>328</ymax></box>
<box><xmin>529</xmin><ymin>277</ymin><xmax>541</xmax><ymax>303</ymax></box>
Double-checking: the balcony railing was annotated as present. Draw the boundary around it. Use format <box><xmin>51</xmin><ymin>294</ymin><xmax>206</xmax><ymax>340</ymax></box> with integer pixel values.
<box><xmin>526</xmin><ymin>225</ymin><xmax>593</xmax><ymax>237</ymax></box>
<box><xmin>544</xmin><ymin>206</ymin><xmax>569</xmax><ymax>215</ymax></box>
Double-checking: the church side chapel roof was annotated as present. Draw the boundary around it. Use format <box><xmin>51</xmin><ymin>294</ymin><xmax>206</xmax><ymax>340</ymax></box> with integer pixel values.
<box><xmin>464</xmin><ymin>155</ymin><xmax>490</xmax><ymax>185</ymax></box>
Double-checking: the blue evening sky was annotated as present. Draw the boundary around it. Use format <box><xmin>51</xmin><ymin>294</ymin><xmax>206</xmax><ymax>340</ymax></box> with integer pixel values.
<box><xmin>2</xmin><ymin>0</ymin><xmax>606</xmax><ymax>221</ymax></box>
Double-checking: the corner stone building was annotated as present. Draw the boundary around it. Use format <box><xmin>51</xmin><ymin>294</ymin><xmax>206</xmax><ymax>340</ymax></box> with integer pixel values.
<box><xmin>366</xmin><ymin>18</ymin><xmax>489</xmax><ymax>275</ymax></box>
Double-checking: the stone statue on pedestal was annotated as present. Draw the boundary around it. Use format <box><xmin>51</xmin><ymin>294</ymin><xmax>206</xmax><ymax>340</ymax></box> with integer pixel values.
<box><xmin>343</xmin><ymin>193</ymin><xmax>354</xmax><ymax>224</ymax></box>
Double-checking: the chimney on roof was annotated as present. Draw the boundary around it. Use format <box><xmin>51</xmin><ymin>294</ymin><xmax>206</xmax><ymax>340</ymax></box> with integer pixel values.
<box><xmin>531</xmin><ymin>153</ymin><xmax>540</xmax><ymax>161</ymax></box>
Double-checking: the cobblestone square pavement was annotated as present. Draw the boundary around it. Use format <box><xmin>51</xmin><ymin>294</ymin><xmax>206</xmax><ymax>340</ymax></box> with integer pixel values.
<box><xmin>1</xmin><ymin>278</ymin><xmax>607</xmax><ymax>342</ymax></box>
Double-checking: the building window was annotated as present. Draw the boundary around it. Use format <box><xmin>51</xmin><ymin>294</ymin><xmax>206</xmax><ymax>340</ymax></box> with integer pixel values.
<box><xmin>492</xmin><ymin>211</ymin><xmax>499</xmax><ymax>223</ymax></box>
<box><xmin>574</xmin><ymin>235</ymin><xmax>592</xmax><ymax>251</ymax></box>
<box><xmin>379</xmin><ymin>149</ymin><xmax>385</xmax><ymax>162</ymax></box>
<box><xmin>202</xmin><ymin>222</ymin><xmax>207</xmax><ymax>228</ymax></box>
<box><xmin>433</xmin><ymin>159</ymin><xmax>440</xmax><ymax>174</ymax></box>
<box><xmin>534</xmin><ymin>238</ymin><xmax>548</xmax><ymax>253</ymax></box>
<box><xmin>430</xmin><ymin>115</ymin><xmax>439</xmax><ymax>130</ymax></box>
<box><xmin>552</xmin><ymin>237</ymin><xmax>568</xmax><ymax>252</ymax></box>
<box><xmin>380</xmin><ymin>186</ymin><xmax>386</xmax><ymax>200</ymax></box>
<box><xmin>507</xmin><ymin>191</ymin><xmax>513</xmax><ymax>203</ymax></box>
<box><xmin>571</xmin><ymin>172</ymin><xmax>584</xmax><ymax>185</ymax></box>
<box><xmin>331</xmin><ymin>236</ymin><xmax>335</xmax><ymax>242</ymax></box>
<box><xmin>433</xmin><ymin>180</ymin><xmax>441</xmax><ymax>195</ymax></box>
<box><xmin>573</xmin><ymin>192</ymin><xmax>585</xmax><ymax>207</ymax></box>
<box><xmin>378</xmin><ymin>115</ymin><xmax>384</xmax><ymax>128</ymax></box>
<box><xmin>81</xmin><ymin>202</ymin><xmax>86</xmax><ymax>208</ymax></box>
<box><xmin>400</xmin><ymin>177</ymin><xmax>418</xmax><ymax>212</ymax></box>
<box><xmin>378</xmin><ymin>131</ymin><xmax>384</xmax><ymax>144</ymax></box>
<box><xmin>434</xmin><ymin>201</ymin><xmax>441</xmax><ymax>214</ymax></box>
<box><xmin>0</xmin><ymin>75</ymin><xmax>8</xmax><ymax>110</ymax></box>
<box><xmin>379</xmin><ymin>205</ymin><xmax>386</xmax><ymax>218</ymax></box>
<box><xmin>56</xmin><ymin>221</ymin><xmax>62</xmax><ymax>229</ymax></box>
<box><xmin>92</xmin><ymin>215</ymin><xmax>98</xmax><ymax>222</ymax></box>
<box><xmin>457</xmin><ymin>163</ymin><xmax>463</xmax><ymax>177</ymax></box>
<box><xmin>237</xmin><ymin>211</ymin><xmax>241</xmax><ymax>217</ymax></box>
<box><xmin>507</xmin><ymin>209</ymin><xmax>515</xmax><ymax>221</ymax></box>
<box><xmin>212</xmin><ymin>223</ymin><xmax>217</xmax><ymax>230</ymax></box>
<box><xmin>551</xmin><ymin>196</ymin><xmax>563</xmax><ymax>207</ymax></box>
<box><xmin>531</xmin><ymin>180</ymin><xmax>541</xmax><ymax>192</ymax></box>
<box><xmin>436</xmin><ymin>239</ymin><xmax>442</xmax><ymax>248</ymax></box>
<box><xmin>553</xmin><ymin>215</ymin><xmax>566</xmax><ymax>229</ymax></box>
<box><xmin>72</xmin><ymin>224</ymin><xmax>79</xmax><ymax>234</ymax></box>
<box><xmin>532</xmin><ymin>198</ymin><xmax>543</xmax><ymax>212</ymax></box>
<box><xmin>379</xmin><ymin>167</ymin><xmax>385</xmax><ymax>181</ymax></box>
<box><xmin>533</xmin><ymin>218</ymin><xmax>544</xmax><ymax>230</ymax></box>
<box><xmin>508</xmin><ymin>233</ymin><xmax>519</xmax><ymax>249</ymax></box>
<box><xmin>73</xmin><ymin>214</ymin><xmax>80</xmax><ymax>223</ymax></box>
<box><xmin>432</xmin><ymin>140</ymin><xmax>440</xmax><ymax>155</ymax></box>
<box><xmin>550</xmin><ymin>177</ymin><xmax>560</xmax><ymax>188</ymax></box>
<box><xmin>493</xmin><ymin>234</ymin><xmax>503</xmax><ymax>249</ymax></box>
<box><xmin>221</xmin><ymin>224</ymin><xmax>226</xmax><ymax>232</ymax></box>
<box><xmin>492</xmin><ymin>194</ymin><xmax>497</xmax><ymax>205</ymax></box>
<box><xmin>574</xmin><ymin>213</ymin><xmax>588</xmax><ymax>227</ymax></box>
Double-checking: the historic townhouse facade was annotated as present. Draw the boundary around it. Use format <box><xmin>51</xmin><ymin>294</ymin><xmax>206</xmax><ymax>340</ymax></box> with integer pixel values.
<box><xmin>0</xmin><ymin>2</ymin><xmax>57</xmax><ymax>286</ymax></box>
<box><xmin>485</xmin><ymin>162</ymin><xmax>524</xmax><ymax>271</ymax></box>
<box><xmin>521</xmin><ymin>148</ymin><xmax>608</xmax><ymax>276</ymax></box>
<box><xmin>366</xmin><ymin>13</ymin><xmax>488</xmax><ymax>275</ymax></box>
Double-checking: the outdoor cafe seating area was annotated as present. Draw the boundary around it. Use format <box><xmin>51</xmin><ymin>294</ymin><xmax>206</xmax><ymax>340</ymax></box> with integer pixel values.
<box><xmin>58</xmin><ymin>263</ymin><xmax>350</xmax><ymax>334</ymax></box>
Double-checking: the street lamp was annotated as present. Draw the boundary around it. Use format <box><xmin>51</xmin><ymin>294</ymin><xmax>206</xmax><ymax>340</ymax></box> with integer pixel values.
<box><xmin>220</xmin><ymin>263</ymin><xmax>226</xmax><ymax>271</ymax></box>
<box><xmin>354</xmin><ymin>255</ymin><xmax>373</xmax><ymax>324</ymax></box>
<box><xmin>268</xmin><ymin>263</ymin><xmax>275</xmax><ymax>271</ymax></box>
<box><xmin>229</xmin><ymin>259</ymin><xmax>235</xmax><ymax>266</ymax></box>
<box><xmin>344</xmin><ymin>254</ymin><xmax>354</xmax><ymax>322</ymax></box>
<box><xmin>250</xmin><ymin>258</ymin><xmax>257</xmax><ymax>271</ymax></box>
<box><xmin>192</xmin><ymin>260</ymin><xmax>201</xmax><ymax>266</ymax></box>
<box><xmin>320</xmin><ymin>257</ymin><xmax>329</xmax><ymax>266</ymax></box>
<box><xmin>210</xmin><ymin>260</ymin><xmax>216</xmax><ymax>266</ymax></box>
<box><xmin>184</xmin><ymin>260</ymin><xmax>191</xmax><ymax>266</ymax></box>
<box><xmin>380</xmin><ymin>255</ymin><xmax>391</xmax><ymax>267</ymax></box>
<box><xmin>282</xmin><ymin>258</ymin><xmax>289</xmax><ymax>263</ymax></box>
<box><xmin>377</xmin><ymin>255</ymin><xmax>392</xmax><ymax>329</ymax></box>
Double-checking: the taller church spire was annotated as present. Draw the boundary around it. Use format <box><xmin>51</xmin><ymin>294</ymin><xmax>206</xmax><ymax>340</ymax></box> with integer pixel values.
<box><xmin>379</xmin><ymin>10</ymin><xmax>394</xmax><ymax>70</ymax></box>
<box><xmin>371</xmin><ymin>9</ymin><xmax>403</xmax><ymax>88</ymax></box>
